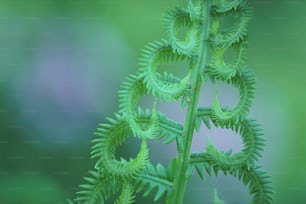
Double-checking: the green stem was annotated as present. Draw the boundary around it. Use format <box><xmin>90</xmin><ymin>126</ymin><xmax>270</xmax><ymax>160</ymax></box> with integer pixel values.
<box><xmin>167</xmin><ymin>1</ymin><xmax>212</xmax><ymax>203</ymax></box>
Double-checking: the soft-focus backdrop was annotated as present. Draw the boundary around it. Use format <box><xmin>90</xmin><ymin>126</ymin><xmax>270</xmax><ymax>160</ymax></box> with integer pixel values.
<box><xmin>0</xmin><ymin>0</ymin><xmax>305</xmax><ymax>203</ymax></box>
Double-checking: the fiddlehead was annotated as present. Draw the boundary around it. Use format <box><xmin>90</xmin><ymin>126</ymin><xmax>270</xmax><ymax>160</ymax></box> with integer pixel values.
<box><xmin>207</xmin><ymin>41</ymin><xmax>247</xmax><ymax>81</ymax></box>
<box><xmin>204</xmin><ymin>117</ymin><xmax>265</xmax><ymax>170</ymax></box>
<box><xmin>163</xmin><ymin>7</ymin><xmax>200</xmax><ymax>56</ymax></box>
<box><xmin>91</xmin><ymin>115</ymin><xmax>149</xmax><ymax>179</ymax></box>
<box><xmin>139</xmin><ymin>40</ymin><xmax>192</xmax><ymax>102</ymax></box>
<box><xmin>209</xmin><ymin>70</ymin><xmax>256</xmax><ymax>127</ymax></box>
<box><xmin>210</xmin><ymin>1</ymin><xmax>253</xmax><ymax>48</ymax></box>
<box><xmin>118</xmin><ymin>74</ymin><xmax>159</xmax><ymax>139</ymax></box>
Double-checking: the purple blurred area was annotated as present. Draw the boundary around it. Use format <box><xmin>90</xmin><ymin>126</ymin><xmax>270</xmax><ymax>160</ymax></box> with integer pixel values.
<box><xmin>8</xmin><ymin>18</ymin><xmax>135</xmax><ymax>149</ymax></box>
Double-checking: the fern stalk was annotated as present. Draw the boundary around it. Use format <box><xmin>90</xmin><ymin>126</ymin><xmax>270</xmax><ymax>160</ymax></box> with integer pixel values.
<box><xmin>167</xmin><ymin>1</ymin><xmax>212</xmax><ymax>203</ymax></box>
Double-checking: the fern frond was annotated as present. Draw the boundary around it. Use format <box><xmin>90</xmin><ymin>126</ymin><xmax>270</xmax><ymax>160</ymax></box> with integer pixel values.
<box><xmin>204</xmin><ymin>118</ymin><xmax>265</xmax><ymax>170</ymax></box>
<box><xmin>158</xmin><ymin>71</ymin><xmax>181</xmax><ymax>84</ymax></box>
<box><xmin>212</xmin><ymin>0</ymin><xmax>242</xmax><ymax>13</ymax></box>
<box><xmin>189</xmin><ymin>153</ymin><xmax>206</xmax><ymax>180</ymax></box>
<box><xmin>165</xmin><ymin>157</ymin><xmax>178</xmax><ymax>180</ymax></box>
<box><xmin>180</xmin><ymin>90</ymin><xmax>193</xmax><ymax>108</ymax></box>
<box><xmin>190</xmin><ymin>152</ymin><xmax>229</xmax><ymax>177</ymax></box>
<box><xmin>71</xmin><ymin>0</ymin><xmax>274</xmax><ymax>203</ymax></box>
<box><xmin>75</xmin><ymin>171</ymin><xmax>118</xmax><ymax>204</ymax></box>
<box><xmin>195</xmin><ymin>105</ymin><xmax>265</xmax><ymax>170</ymax></box>
<box><xmin>138</xmin><ymin>39</ymin><xmax>192</xmax><ymax>102</ymax></box>
<box><xmin>189</xmin><ymin>158</ymin><xmax>274</xmax><ymax>203</ymax></box>
<box><xmin>210</xmin><ymin>70</ymin><xmax>256</xmax><ymax>127</ymax></box>
<box><xmin>114</xmin><ymin>182</ymin><xmax>136</xmax><ymax>204</ymax></box>
<box><xmin>91</xmin><ymin>115</ymin><xmax>149</xmax><ymax>179</ymax></box>
<box><xmin>187</xmin><ymin>0</ymin><xmax>203</xmax><ymax>20</ymax></box>
<box><xmin>133</xmin><ymin>108</ymin><xmax>183</xmax><ymax>145</ymax></box>
<box><xmin>163</xmin><ymin>7</ymin><xmax>200</xmax><ymax>56</ymax></box>
<box><xmin>232</xmin><ymin>164</ymin><xmax>275</xmax><ymax>204</ymax></box>
<box><xmin>118</xmin><ymin>74</ymin><xmax>159</xmax><ymax>139</ymax></box>
<box><xmin>196</xmin><ymin>107</ymin><xmax>211</xmax><ymax>130</ymax></box>
<box><xmin>158</xmin><ymin>113</ymin><xmax>183</xmax><ymax>144</ymax></box>
<box><xmin>210</xmin><ymin>1</ymin><xmax>253</xmax><ymax>48</ymax></box>
<box><xmin>136</xmin><ymin>163</ymin><xmax>174</xmax><ymax>202</ymax></box>
<box><xmin>207</xmin><ymin>41</ymin><xmax>247</xmax><ymax>81</ymax></box>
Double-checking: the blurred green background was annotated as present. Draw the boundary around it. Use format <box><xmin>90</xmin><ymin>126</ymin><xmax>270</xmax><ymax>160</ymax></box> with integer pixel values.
<box><xmin>0</xmin><ymin>0</ymin><xmax>305</xmax><ymax>203</ymax></box>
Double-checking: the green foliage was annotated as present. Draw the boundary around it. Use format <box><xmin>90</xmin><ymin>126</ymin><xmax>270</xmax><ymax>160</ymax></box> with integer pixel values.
<box><xmin>135</xmin><ymin>162</ymin><xmax>174</xmax><ymax>202</ymax></box>
<box><xmin>71</xmin><ymin>0</ymin><xmax>274</xmax><ymax>203</ymax></box>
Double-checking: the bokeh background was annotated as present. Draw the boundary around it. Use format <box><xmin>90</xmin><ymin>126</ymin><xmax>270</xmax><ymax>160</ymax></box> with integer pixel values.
<box><xmin>0</xmin><ymin>0</ymin><xmax>305</xmax><ymax>203</ymax></box>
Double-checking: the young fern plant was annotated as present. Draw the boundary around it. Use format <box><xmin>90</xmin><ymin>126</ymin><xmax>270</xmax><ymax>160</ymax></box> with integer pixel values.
<box><xmin>71</xmin><ymin>0</ymin><xmax>275</xmax><ymax>203</ymax></box>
